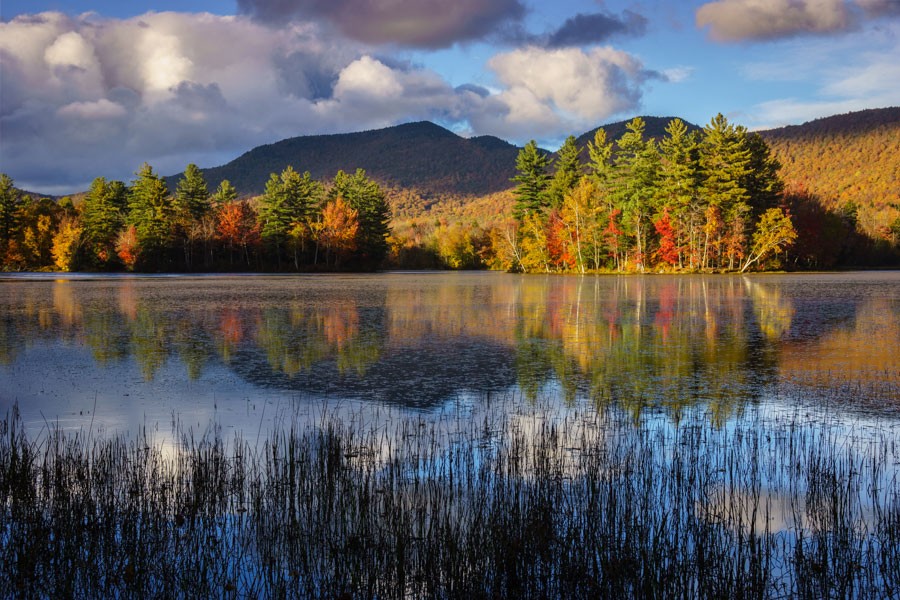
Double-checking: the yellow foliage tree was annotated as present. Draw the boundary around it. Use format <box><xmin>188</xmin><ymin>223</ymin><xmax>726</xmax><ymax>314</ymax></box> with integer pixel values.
<box><xmin>51</xmin><ymin>216</ymin><xmax>82</xmax><ymax>271</ymax></box>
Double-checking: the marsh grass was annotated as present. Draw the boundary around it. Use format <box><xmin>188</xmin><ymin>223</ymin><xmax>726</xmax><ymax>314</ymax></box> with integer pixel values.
<box><xmin>1</xmin><ymin>399</ymin><xmax>898</xmax><ymax>599</ymax></box>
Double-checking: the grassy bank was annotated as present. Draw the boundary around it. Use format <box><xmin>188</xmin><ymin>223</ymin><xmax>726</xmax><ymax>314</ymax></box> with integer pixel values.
<box><xmin>1</xmin><ymin>401</ymin><xmax>898</xmax><ymax>598</ymax></box>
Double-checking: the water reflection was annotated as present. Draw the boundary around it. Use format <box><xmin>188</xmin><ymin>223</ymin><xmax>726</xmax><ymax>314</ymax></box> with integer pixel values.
<box><xmin>1</xmin><ymin>273</ymin><xmax>898</xmax><ymax>419</ymax></box>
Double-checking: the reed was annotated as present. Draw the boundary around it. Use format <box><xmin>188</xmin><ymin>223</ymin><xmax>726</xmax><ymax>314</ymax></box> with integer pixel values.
<box><xmin>1</xmin><ymin>399</ymin><xmax>897</xmax><ymax>599</ymax></box>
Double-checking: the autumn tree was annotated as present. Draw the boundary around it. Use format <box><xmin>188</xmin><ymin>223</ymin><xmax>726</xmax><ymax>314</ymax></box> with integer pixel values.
<box><xmin>741</xmin><ymin>208</ymin><xmax>797</xmax><ymax>272</ymax></box>
<box><xmin>559</xmin><ymin>178</ymin><xmax>600</xmax><ymax>273</ymax></box>
<box><xmin>51</xmin><ymin>215</ymin><xmax>83</xmax><ymax>271</ymax></box>
<box><xmin>217</xmin><ymin>200</ymin><xmax>260</xmax><ymax>266</ymax></box>
<box><xmin>19</xmin><ymin>196</ymin><xmax>60</xmax><ymax>268</ymax></box>
<box><xmin>313</xmin><ymin>197</ymin><xmax>359</xmax><ymax>268</ymax></box>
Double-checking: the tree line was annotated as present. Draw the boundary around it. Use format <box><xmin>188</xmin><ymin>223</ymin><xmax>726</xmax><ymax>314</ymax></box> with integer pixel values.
<box><xmin>2</xmin><ymin>112</ymin><xmax>894</xmax><ymax>274</ymax></box>
<box><xmin>0</xmin><ymin>165</ymin><xmax>391</xmax><ymax>272</ymax></box>
<box><xmin>494</xmin><ymin>114</ymin><xmax>798</xmax><ymax>273</ymax></box>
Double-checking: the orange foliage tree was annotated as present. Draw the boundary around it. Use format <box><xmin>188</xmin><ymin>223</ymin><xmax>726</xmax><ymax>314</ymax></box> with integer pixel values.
<box><xmin>217</xmin><ymin>200</ymin><xmax>260</xmax><ymax>266</ymax></box>
<box><xmin>314</xmin><ymin>197</ymin><xmax>359</xmax><ymax>268</ymax></box>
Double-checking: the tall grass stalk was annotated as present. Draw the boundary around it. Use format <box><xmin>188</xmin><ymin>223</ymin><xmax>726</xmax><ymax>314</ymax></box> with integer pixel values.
<box><xmin>1</xmin><ymin>400</ymin><xmax>898</xmax><ymax>598</ymax></box>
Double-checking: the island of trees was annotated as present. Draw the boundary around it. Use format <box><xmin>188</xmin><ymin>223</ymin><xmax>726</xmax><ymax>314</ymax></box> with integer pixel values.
<box><xmin>1</xmin><ymin>113</ymin><xmax>896</xmax><ymax>273</ymax></box>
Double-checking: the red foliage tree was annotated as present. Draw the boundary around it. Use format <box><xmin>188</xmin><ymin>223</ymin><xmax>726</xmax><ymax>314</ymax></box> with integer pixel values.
<box><xmin>654</xmin><ymin>208</ymin><xmax>679</xmax><ymax>266</ymax></box>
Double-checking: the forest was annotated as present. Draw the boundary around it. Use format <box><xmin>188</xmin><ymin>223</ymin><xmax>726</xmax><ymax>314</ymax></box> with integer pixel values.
<box><xmin>0</xmin><ymin>113</ymin><xmax>897</xmax><ymax>273</ymax></box>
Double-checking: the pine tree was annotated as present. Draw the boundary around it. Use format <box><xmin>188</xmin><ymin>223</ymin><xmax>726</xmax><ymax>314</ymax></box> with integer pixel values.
<box><xmin>658</xmin><ymin>119</ymin><xmax>701</xmax><ymax>268</ymax></box>
<box><xmin>546</xmin><ymin>135</ymin><xmax>582</xmax><ymax>209</ymax></box>
<box><xmin>512</xmin><ymin>141</ymin><xmax>550</xmax><ymax>220</ymax></box>
<box><xmin>611</xmin><ymin>117</ymin><xmax>660</xmax><ymax>271</ymax></box>
<box><xmin>0</xmin><ymin>174</ymin><xmax>22</xmax><ymax>257</ymax></box>
<box><xmin>258</xmin><ymin>166</ymin><xmax>323</xmax><ymax>267</ymax></box>
<box><xmin>700</xmin><ymin>114</ymin><xmax>752</xmax><ymax>269</ymax></box>
<box><xmin>329</xmin><ymin>169</ymin><xmax>390</xmax><ymax>269</ymax></box>
<box><xmin>127</xmin><ymin>163</ymin><xmax>172</xmax><ymax>268</ymax></box>
<box><xmin>174</xmin><ymin>164</ymin><xmax>211</xmax><ymax>221</ymax></box>
<box><xmin>212</xmin><ymin>180</ymin><xmax>238</xmax><ymax>208</ymax></box>
<box><xmin>81</xmin><ymin>177</ymin><xmax>127</xmax><ymax>266</ymax></box>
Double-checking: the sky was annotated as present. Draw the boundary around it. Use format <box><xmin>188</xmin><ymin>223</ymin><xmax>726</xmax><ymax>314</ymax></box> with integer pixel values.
<box><xmin>1</xmin><ymin>0</ymin><xmax>899</xmax><ymax>194</ymax></box>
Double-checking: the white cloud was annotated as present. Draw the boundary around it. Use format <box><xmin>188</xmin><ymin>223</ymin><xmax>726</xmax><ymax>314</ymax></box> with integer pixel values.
<box><xmin>484</xmin><ymin>46</ymin><xmax>649</xmax><ymax>136</ymax></box>
<box><xmin>0</xmin><ymin>11</ymin><xmax>655</xmax><ymax>193</ymax></box>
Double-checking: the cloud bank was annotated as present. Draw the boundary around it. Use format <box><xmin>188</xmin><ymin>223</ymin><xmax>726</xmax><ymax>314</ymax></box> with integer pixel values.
<box><xmin>696</xmin><ymin>0</ymin><xmax>900</xmax><ymax>42</ymax></box>
<box><xmin>0</xmin><ymin>12</ymin><xmax>652</xmax><ymax>193</ymax></box>
<box><xmin>236</xmin><ymin>0</ymin><xmax>526</xmax><ymax>48</ymax></box>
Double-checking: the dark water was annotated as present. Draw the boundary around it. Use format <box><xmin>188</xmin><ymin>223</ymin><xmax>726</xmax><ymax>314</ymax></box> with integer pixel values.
<box><xmin>1</xmin><ymin>271</ymin><xmax>898</xmax><ymax>435</ymax></box>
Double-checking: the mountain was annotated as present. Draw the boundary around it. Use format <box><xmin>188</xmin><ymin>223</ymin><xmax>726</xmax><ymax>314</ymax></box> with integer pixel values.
<box><xmin>758</xmin><ymin>107</ymin><xmax>900</xmax><ymax>223</ymax></box>
<box><xmin>167</xmin><ymin>121</ymin><xmax>521</xmax><ymax>200</ymax></box>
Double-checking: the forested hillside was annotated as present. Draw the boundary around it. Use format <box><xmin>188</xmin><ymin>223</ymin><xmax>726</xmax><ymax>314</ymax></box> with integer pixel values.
<box><xmin>758</xmin><ymin>108</ymin><xmax>900</xmax><ymax>245</ymax></box>
<box><xmin>168</xmin><ymin>122</ymin><xmax>521</xmax><ymax>200</ymax></box>
<box><xmin>2</xmin><ymin>108</ymin><xmax>897</xmax><ymax>273</ymax></box>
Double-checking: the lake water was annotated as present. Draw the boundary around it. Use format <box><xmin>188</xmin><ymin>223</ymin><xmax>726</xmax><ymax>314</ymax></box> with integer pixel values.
<box><xmin>1</xmin><ymin>271</ymin><xmax>898</xmax><ymax>438</ymax></box>
<box><xmin>3</xmin><ymin>271</ymin><xmax>900</xmax><ymax>596</ymax></box>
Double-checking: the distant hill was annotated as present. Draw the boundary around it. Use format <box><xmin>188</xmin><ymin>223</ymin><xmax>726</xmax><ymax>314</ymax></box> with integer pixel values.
<box><xmin>163</xmin><ymin>109</ymin><xmax>898</xmax><ymax>239</ymax></box>
<box><xmin>166</xmin><ymin>122</ymin><xmax>521</xmax><ymax>200</ymax></box>
<box><xmin>758</xmin><ymin>107</ymin><xmax>900</xmax><ymax>231</ymax></box>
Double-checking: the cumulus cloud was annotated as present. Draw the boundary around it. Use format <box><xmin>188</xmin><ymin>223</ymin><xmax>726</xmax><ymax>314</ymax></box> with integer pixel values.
<box><xmin>481</xmin><ymin>46</ymin><xmax>652</xmax><ymax>138</ymax></box>
<box><xmin>0</xmin><ymin>11</ymin><xmax>655</xmax><ymax>193</ymax></box>
<box><xmin>0</xmin><ymin>11</ymin><xmax>361</xmax><ymax>191</ymax></box>
<box><xmin>236</xmin><ymin>0</ymin><xmax>526</xmax><ymax>48</ymax></box>
<box><xmin>696</xmin><ymin>0</ymin><xmax>900</xmax><ymax>41</ymax></box>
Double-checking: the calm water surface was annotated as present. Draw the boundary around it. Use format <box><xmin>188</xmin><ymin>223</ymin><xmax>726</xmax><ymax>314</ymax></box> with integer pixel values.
<box><xmin>1</xmin><ymin>271</ymin><xmax>898</xmax><ymax>436</ymax></box>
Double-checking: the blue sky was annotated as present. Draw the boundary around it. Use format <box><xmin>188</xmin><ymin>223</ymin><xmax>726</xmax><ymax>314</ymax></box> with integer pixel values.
<box><xmin>2</xmin><ymin>0</ymin><xmax>898</xmax><ymax>193</ymax></box>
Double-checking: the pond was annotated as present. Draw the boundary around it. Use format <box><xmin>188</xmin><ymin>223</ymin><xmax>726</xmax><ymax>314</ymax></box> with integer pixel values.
<box><xmin>2</xmin><ymin>271</ymin><xmax>899</xmax><ymax>597</ymax></box>
<box><xmin>1</xmin><ymin>271</ymin><xmax>897</xmax><ymax>434</ymax></box>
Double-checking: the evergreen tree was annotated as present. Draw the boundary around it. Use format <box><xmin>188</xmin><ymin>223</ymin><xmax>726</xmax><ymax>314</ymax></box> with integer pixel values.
<box><xmin>512</xmin><ymin>141</ymin><xmax>550</xmax><ymax>220</ymax></box>
<box><xmin>81</xmin><ymin>177</ymin><xmax>127</xmax><ymax>266</ymax></box>
<box><xmin>127</xmin><ymin>163</ymin><xmax>172</xmax><ymax>267</ymax></box>
<box><xmin>546</xmin><ymin>135</ymin><xmax>582</xmax><ymax>209</ymax></box>
<box><xmin>174</xmin><ymin>164</ymin><xmax>211</xmax><ymax>221</ymax></box>
<box><xmin>587</xmin><ymin>128</ymin><xmax>614</xmax><ymax>198</ymax></box>
<box><xmin>611</xmin><ymin>117</ymin><xmax>660</xmax><ymax>271</ymax></box>
<box><xmin>258</xmin><ymin>166</ymin><xmax>323</xmax><ymax>268</ymax></box>
<box><xmin>658</xmin><ymin>119</ymin><xmax>701</xmax><ymax>268</ymax></box>
<box><xmin>212</xmin><ymin>179</ymin><xmax>238</xmax><ymax>208</ymax></box>
<box><xmin>700</xmin><ymin>114</ymin><xmax>752</xmax><ymax>269</ymax></box>
<box><xmin>328</xmin><ymin>169</ymin><xmax>390</xmax><ymax>269</ymax></box>
<box><xmin>0</xmin><ymin>174</ymin><xmax>22</xmax><ymax>257</ymax></box>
